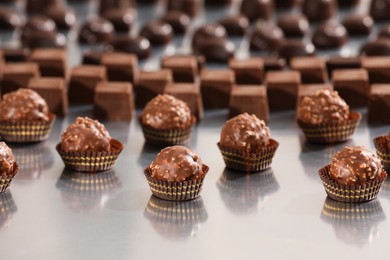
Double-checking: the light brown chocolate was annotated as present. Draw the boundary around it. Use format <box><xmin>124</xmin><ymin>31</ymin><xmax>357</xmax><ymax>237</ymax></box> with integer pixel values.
<box><xmin>0</xmin><ymin>142</ymin><xmax>15</xmax><ymax>176</ymax></box>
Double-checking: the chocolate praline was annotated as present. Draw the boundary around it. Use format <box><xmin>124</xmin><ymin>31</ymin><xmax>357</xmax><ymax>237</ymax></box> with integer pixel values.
<box><xmin>79</xmin><ymin>17</ymin><xmax>115</xmax><ymax>44</ymax></box>
<box><xmin>342</xmin><ymin>15</ymin><xmax>373</xmax><ymax>36</ymax></box>
<box><xmin>21</xmin><ymin>31</ymin><xmax>66</xmax><ymax>49</ymax></box>
<box><xmin>277</xmin><ymin>14</ymin><xmax>309</xmax><ymax>38</ymax></box>
<box><xmin>249</xmin><ymin>22</ymin><xmax>284</xmax><ymax>52</ymax></box>
<box><xmin>218</xmin><ymin>14</ymin><xmax>249</xmax><ymax>36</ymax></box>
<box><xmin>108</xmin><ymin>35</ymin><xmax>151</xmax><ymax>59</ymax></box>
<box><xmin>149</xmin><ymin>146</ymin><xmax>206</xmax><ymax>182</ymax></box>
<box><xmin>378</xmin><ymin>24</ymin><xmax>390</xmax><ymax>38</ymax></box>
<box><xmin>312</xmin><ymin>22</ymin><xmax>348</xmax><ymax>49</ymax></box>
<box><xmin>0</xmin><ymin>89</ymin><xmax>49</xmax><ymax>122</ymax></box>
<box><xmin>42</xmin><ymin>7</ymin><xmax>76</xmax><ymax>30</ymax></box>
<box><xmin>139</xmin><ymin>21</ymin><xmax>174</xmax><ymax>45</ymax></box>
<box><xmin>329</xmin><ymin>146</ymin><xmax>384</xmax><ymax>185</ymax></box>
<box><xmin>297</xmin><ymin>89</ymin><xmax>350</xmax><ymax>125</ymax></box>
<box><xmin>240</xmin><ymin>0</ymin><xmax>274</xmax><ymax>22</ymax></box>
<box><xmin>0</xmin><ymin>142</ymin><xmax>16</xmax><ymax>176</ymax></box>
<box><xmin>387</xmin><ymin>131</ymin><xmax>390</xmax><ymax>147</ymax></box>
<box><xmin>101</xmin><ymin>8</ymin><xmax>136</xmax><ymax>32</ymax></box>
<box><xmin>220</xmin><ymin>113</ymin><xmax>271</xmax><ymax>153</ymax></box>
<box><xmin>302</xmin><ymin>0</ymin><xmax>337</xmax><ymax>22</ymax></box>
<box><xmin>0</xmin><ymin>7</ymin><xmax>22</xmax><ymax>30</ymax></box>
<box><xmin>160</xmin><ymin>11</ymin><xmax>190</xmax><ymax>34</ymax></box>
<box><xmin>277</xmin><ymin>40</ymin><xmax>315</xmax><ymax>61</ymax></box>
<box><xmin>370</xmin><ymin>0</ymin><xmax>390</xmax><ymax>21</ymax></box>
<box><xmin>360</xmin><ymin>39</ymin><xmax>390</xmax><ymax>56</ymax></box>
<box><xmin>194</xmin><ymin>38</ymin><xmax>235</xmax><ymax>63</ymax></box>
<box><xmin>192</xmin><ymin>24</ymin><xmax>227</xmax><ymax>50</ymax></box>
<box><xmin>61</xmin><ymin>117</ymin><xmax>111</xmax><ymax>152</ymax></box>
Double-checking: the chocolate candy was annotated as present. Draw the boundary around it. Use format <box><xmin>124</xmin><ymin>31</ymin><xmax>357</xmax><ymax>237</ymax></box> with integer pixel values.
<box><xmin>101</xmin><ymin>8</ymin><xmax>136</xmax><ymax>32</ymax></box>
<box><xmin>200</xmin><ymin>69</ymin><xmax>234</xmax><ymax>109</ymax></box>
<box><xmin>0</xmin><ymin>142</ymin><xmax>16</xmax><ymax>175</ymax></box>
<box><xmin>0</xmin><ymin>7</ymin><xmax>22</xmax><ymax>30</ymax></box>
<box><xmin>362</xmin><ymin>56</ymin><xmax>390</xmax><ymax>83</ymax></box>
<box><xmin>302</xmin><ymin>0</ymin><xmax>337</xmax><ymax>22</ymax></box>
<box><xmin>229</xmin><ymin>58</ymin><xmax>264</xmax><ymax>85</ymax></box>
<box><xmin>297</xmin><ymin>84</ymin><xmax>334</xmax><ymax>105</ymax></box>
<box><xmin>326</xmin><ymin>56</ymin><xmax>362</xmax><ymax>78</ymax></box>
<box><xmin>360</xmin><ymin>39</ymin><xmax>390</xmax><ymax>56</ymax></box>
<box><xmin>379</xmin><ymin>24</ymin><xmax>390</xmax><ymax>38</ymax></box>
<box><xmin>108</xmin><ymin>35</ymin><xmax>152</xmax><ymax>60</ymax></box>
<box><xmin>263</xmin><ymin>57</ymin><xmax>286</xmax><ymax>72</ymax></box>
<box><xmin>240</xmin><ymin>0</ymin><xmax>274</xmax><ymax>22</ymax></box>
<box><xmin>2</xmin><ymin>48</ymin><xmax>30</xmax><ymax>62</ymax></box>
<box><xmin>204</xmin><ymin>0</ymin><xmax>232</xmax><ymax>6</ymax></box>
<box><xmin>274</xmin><ymin>0</ymin><xmax>296</xmax><ymax>9</ymax></box>
<box><xmin>194</xmin><ymin>38</ymin><xmax>235</xmax><ymax>63</ymax></box>
<box><xmin>79</xmin><ymin>17</ymin><xmax>115</xmax><ymax>44</ymax></box>
<box><xmin>290</xmin><ymin>57</ymin><xmax>327</xmax><ymax>84</ymax></box>
<box><xmin>1</xmin><ymin>63</ymin><xmax>40</xmax><ymax>95</ymax></box>
<box><xmin>368</xmin><ymin>84</ymin><xmax>390</xmax><ymax>125</ymax></box>
<box><xmin>336</xmin><ymin>0</ymin><xmax>359</xmax><ymax>7</ymax></box>
<box><xmin>82</xmin><ymin>50</ymin><xmax>104</xmax><ymax>65</ymax></box>
<box><xmin>192</xmin><ymin>24</ymin><xmax>227</xmax><ymax>50</ymax></box>
<box><xmin>220</xmin><ymin>113</ymin><xmax>270</xmax><ymax>152</ymax></box>
<box><xmin>277</xmin><ymin>40</ymin><xmax>315</xmax><ymax>61</ymax></box>
<box><xmin>249</xmin><ymin>22</ymin><xmax>284</xmax><ymax>52</ymax></box>
<box><xmin>218</xmin><ymin>14</ymin><xmax>249</xmax><ymax>36</ymax></box>
<box><xmin>266</xmin><ymin>71</ymin><xmax>300</xmax><ymax>111</ymax></box>
<box><xmin>370</xmin><ymin>0</ymin><xmax>390</xmax><ymax>21</ymax></box>
<box><xmin>99</xmin><ymin>0</ymin><xmax>135</xmax><ymax>14</ymax></box>
<box><xmin>42</xmin><ymin>7</ymin><xmax>76</xmax><ymax>30</ymax></box>
<box><xmin>161</xmin><ymin>55</ymin><xmax>198</xmax><ymax>83</ymax></box>
<box><xmin>149</xmin><ymin>146</ymin><xmax>206</xmax><ymax>181</ymax></box>
<box><xmin>167</xmin><ymin>0</ymin><xmax>201</xmax><ymax>17</ymax></box>
<box><xmin>342</xmin><ymin>15</ymin><xmax>373</xmax><ymax>36</ymax></box>
<box><xmin>312</xmin><ymin>22</ymin><xmax>348</xmax><ymax>49</ymax></box>
<box><xmin>141</xmin><ymin>94</ymin><xmax>192</xmax><ymax>129</ymax></box>
<box><xmin>0</xmin><ymin>88</ymin><xmax>49</xmax><ymax>121</ymax></box>
<box><xmin>101</xmin><ymin>52</ymin><xmax>138</xmax><ymax>83</ymax></box>
<box><xmin>160</xmin><ymin>11</ymin><xmax>190</xmax><ymax>34</ymax></box>
<box><xmin>26</xmin><ymin>0</ymin><xmax>61</xmax><ymax>14</ymax></box>
<box><xmin>61</xmin><ymin>117</ymin><xmax>111</xmax><ymax>152</ymax></box>
<box><xmin>29</xmin><ymin>48</ymin><xmax>67</xmax><ymax>77</ymax></box>
<box><xmin>139</xmin><ymin>21</ymin><xmax>173</xmax><ymax>46</ymax></box>
<box><xmin>297</xmin><ymin>89</ymin><xmax>350</xmax><ymax>125</ymax></box>
<box><xmin>277</xmin><ymin>14</ymin><xmax>309</xmax><ymax>38</ymax></box>
<box><xmin>329</xmin><ymin>146</ymin><xmax>383</xmax><ymax>185</ymax></box>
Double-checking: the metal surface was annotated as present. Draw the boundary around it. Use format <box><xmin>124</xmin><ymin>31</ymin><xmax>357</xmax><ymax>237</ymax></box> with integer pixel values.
<box><xmin>1</xmin><ymin>1</ymin><xmax>390</xmax><ymax>259</ymax></box>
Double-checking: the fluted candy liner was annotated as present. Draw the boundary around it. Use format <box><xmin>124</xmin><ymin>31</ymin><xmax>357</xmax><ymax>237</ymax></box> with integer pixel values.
<box><xmin>0</xmin><ymin>163</ymin><xmax>19</xmax><ymax>193</ymax></box>
<box><xmin>0</xmin><ymin>114</ymin><xmax>56</xmax><ymax>143</ymax></box>
<box><xmin>217</xmin><ymin>139</ymin><xmax>279</xmax><ymax>172</ymax></box>
<box><xmin>144</xmin><ymin>164</ymin><xmax>209</xmax><ymax>201</ymax></box>
<box><xmin>373</xmin><ymin>136</ymin><xmax>390</xmax><ymax>170</ymax></box>
<box><xmin>319</xmin><ymin>164</ymin><xmax>387</xmax><ymax>203</ymax></box>
<box><xmin>56</xmin><ymin>139</ymin><xmax>123</xmax><ymax>172</ymax></box>
<box><xmin>297</xmin><ymin>111</ymin><xmax>361</xmax><ymax>143</ymax></box>
<box><xmin>140</xmin><ymin>116</ymin><xmax>196</xmax><ymax>146</ymax></box>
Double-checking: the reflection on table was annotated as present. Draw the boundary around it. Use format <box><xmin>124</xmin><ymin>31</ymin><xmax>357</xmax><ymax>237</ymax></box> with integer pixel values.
<box><xmin>217</xmin><ymin>168</ymin><xmax>279</xmax><ymax>215</ymax></box>
<box><xmin>144</xmin><ymin>196</ymin><xmax>208</xmax><ymax>241</ymax></box>
<box><xmin>321</xmin><ymin>197</ymin><xmax>385</xmax><ymax>247</ymax></box>
<box><xmin>0</xmin><ymin>191</ymin><xmax>17</xmax><ymax>230</ymax></box>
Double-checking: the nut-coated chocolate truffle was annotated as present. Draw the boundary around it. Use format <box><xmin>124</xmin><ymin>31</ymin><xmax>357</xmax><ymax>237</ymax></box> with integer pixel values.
<box><xmin>79</xmin><ymin>17</ymin><xmax>115</xmax><ymax>44</ymax></box>
<box><xmin>0</xmin><ymin>142</ymin><xmax>16</xmax><ymax>176</ymax></box>
<box><xmin>141</xmin><ymin>94</ymin><xmax>193</xmax><ymax>130</ymax></box>
<box><xmin>61</xmin><ymin>117</ymin><xmax>111</xmax><ymax>152</ymax></box>
<box><xmin>0</xmin><ymin>89</ymin><xmax>49</xmax><ymax>122</ymax></box>
<box><xmin>312</xmin><ymin>22</ymin><xmax>348</xmax><ymax>49</ymax></box>
<box><xmin>329</xmin><ymin>146</ymin><xmax>384</xmax><ymax>185</ymax></box>
<box><xmin>108</xmin><ymin>35</ymin><xmax>151</xmax><ymax>59</ymax></box>
<box><xmin>387</xmin><ymin>131</ymin><xmax>390</xmax><ymax>147</ymax></box>
<box><xmin>220</xmin><ymin>113</ymin><xmax>270</xmax><ymax>153</ymax></box>
<box><xmin>250</xmin><ymin>22</ymin><xmax>284</xmax><ymax>51</ymax></box>
<box><xmin>149</xmin><ymin>145</ymin><xmax>206</xmax><ymax>181</ymax></box>
<box><xmin>302</xmin><ymin>0</ymin><xmax>337</xmax><ymax>22</ymax></box>
<box><xmin>0</xmin><ymin>7</ymin><xmax>22</xmax><ymax>30</ymax></box>
<box><xmin>139</xmin><ymin>21</ymin><xmax>174</xmax><ymax>45</ymax></box>
<box><xmin>297</xmin><ymin>89</ymin><xmax>350</xmax><ymax>125</ymax></box>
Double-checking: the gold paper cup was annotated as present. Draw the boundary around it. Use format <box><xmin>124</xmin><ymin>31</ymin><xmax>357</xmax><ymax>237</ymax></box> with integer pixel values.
<box><xmin>0</xmin><ymin>113</ymin><xmax>56</xmax><ymax>143</ymax></box>
<box><xmin>56</xmin><ymin>139</ymin><xmax>123</xmax><ymax>172</ymax></box>
<box><xmin>144</xmin><ymin>164</ymin><xmax>209</xmax><ymax>201</ymax></box>
<box><xmin>217</xmin><ymin>139</ymin><xmax>279</xmax><ymax>172</ymax></box>
<box><xmin>373</xmin><ymin>136</ymin><xmax>390</xmax><ymax>170</ymax></box>
<box><xmin>298</xmin><ymin>111</ymin><xmax>361</xmax><ymax>143</ymax></box>
<box><xmin>140</xmin><ymin>116</ymin><xmax>196</xmax><ymax>146</ymax></box>
<box><xmin>319</xmin><ymin>164</ymin><xmax>387</xmax><ymax>203</ymax></box>
<box><xmin>0</xmin><ymin>163</ymin><xmax>19</xmax><ymax>193</ymax></box>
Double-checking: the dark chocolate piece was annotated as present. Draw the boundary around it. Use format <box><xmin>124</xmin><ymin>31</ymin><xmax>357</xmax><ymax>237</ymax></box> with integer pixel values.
<box><xmin>101</xmin><ymin>52</ymin><xmax>138</xmax><ymax>83</ymax></box>
<box><xmin>277</xmin><ymin>14</ymin><xmax>309</xmax><ymax>38</ymax></box>
<box><xmin>336</xmin><ymin>0</ymin><xmax>359</xmax><ymax>7</ymax></box>
<box><xmin>200</xmin><ymin>69</ymin><xmax>234</xmax><ymax>109</ymax></box>
<box><xmin>326</xmin><ymin>56</ymin><xmax>361</xmax><ymax>78</ymax></box>
<box><xmin>29</xmin><ymin>48</ymin><xmax>67</xmax><ymax>77</ymax></box>
<box><xmin>0</xmin><ymin>7</ymin><xmax>22</xmax><ymax>30</ymax></box>
<box><xmin>332</xmin><ymin>69</ymin><xmax>369</xmax><ymax>108</ymax></box>
<box><xmin>94</xmin><ymin>82</ymin><xmax>134</xmax><ymax>121</ymax></box>
<box><xmin>290</xmin><ymin>57</ymin><xmax>327</xmax><ymax>84</ymax></box>
<box><xmin>68</xmin><ymin>65</ymin><xmax>107</xmax><ymax>104</ymax></box>
<box><xmin>22</xmin><ymin>15</ymin><xmax>57</xmax><ymax>34</ymax></box>
<box><xmin>228</xmin><ymin>86</ymin><xmax>269</xmax><ymax>123</ymax></box>
<box><xmin>108</xmin><ymin>35</ymin><xmax>152</xmax><ymax>60</ymax></box>
<box><xmin>26</xmin><ymin>0</ymin><xmax>61</xmax><ymax>14</ymax></box>
<box><xmin>82</xmin><ymin>50</ymin><xmax>104</xmax><ymax>65</ymax></box>
<box><xmin>249</xmin><ymin>22</ymin><xmax>284</xmax><ymax>52</ymax></box>
<box><xmin>360</xmin><ymin>39</ymin><xmax>390</xmax><ymax>56</ymax></box>
<box><xmin>274</xmin><ymin>0</ymin><xmax>296</xmax><ymax>9</ymax></box>
<box><xmin>99</xmin><ymin>0</ymin><xmax>135</xmax><ymax>14</ymax></box>
<box><xmin>370</xmin><ymin>0</ymin><xmax>390</xmax><ymax>21</ymax></box>
<box><xmin>218</xmin><ymin>14</ymin><xmax>249</xmax><ymax>36</ymax></box>
<box><xmin>240</xmin><ymin>0</ymin><xmax>274</xmax><ymax>22</ymax></box>
<box><xmin>2</xmin><ymin>48</ymin><xmax>30</xmax><ymax>62</ymax></box>
<box><xmin>139</xmin><ymin>21</ymin><xmax>173</xmax><ymax>46</ymax></box>
<box><xmin>160</xmin><ymin>11</ymin><xmax>190</xmax><ymax>34</ymax></box>
<box><xmin>378</xmin><ymin>24</ymin><xmax>390</xmax><ymax>38</ymax></box>
<box><xmin>28</xmin><ymin>77</ymin><xmax>68</xmax><ymax>116</ymax></box>
<box><xmin>263</xmin><ymin>57</ymin><xmax>286</xmax><ymax>72</ymax></box>
<box><xmin>302</xmin><ymin>0</ymin><xmax>337</xmax><ymax>22</ymax></box>
<box><xmin>161</xmin><ymin>55</ymin><xmax>198</xmax><ymax>83</ymax></box>
<box><xmin>229</xmin><ymin>58</ymin><xmax>264</xmax><ymax>85</ymax></box>
<box><xmin>166</xmin><ymin>0</ymin><xmax>201</xmax><ymax>17</ymax></box>
<box><xmin>265</xmin><ymin>71</ymin><xmax>300</xmax><ymax>111</ymax></box>
<box><xmin>79</xmin><ymin>17</ymin><xmax>115</xmax><ymax>44</ymax></box>
<box><xmin>277</xmin><ymin>40</ymin><xmax>316</xmax><ymax>62</ymax></box>
<box><xmin>1</xmin><ymin>63</ymin><xmax>40</xmax><ymax>95</ymax></box>
<box><xmin>0</xmin><ymin>142</ymin><xmax>16</xmax><ymax>175</ymax></box>
<box><xmin>312</xmin><ymin>22</ymin><xmax>348</xmax><ymax>49</ymax></box>
<box><xmin>342</xmin><ymin>15</ymin><xmax>373</xmax><ymax>36</ymax></box>
<box><xmin>192</xmin><ymin>24</ymin><xmax>227</xmax><ymax>50</ymax></box>
<box><xmin>362</xmin><ymin>56</ymin><xmax>390</xmax><ymax>83</ymax></box>
<box><xmin>42</xmin><ymin>6</ymin><xmax>76</xmax><ymax>30</ymax></box>
<box><xmin>194</xmin><ymin>38</ymin><xmax>235</xmax><ymax>63</ymax></box>
<box><xmin>297</xmin><ymin>84</ymin><xmax>333</xmax><ymax>106</ymax></box>
<box><xmin>101</xmin><ymin>8</ymin><xmax>136</xmax><ymax>32</ymax></box>
<box><xmin>204</xmin><ymin>0</ymin><xmax>232</xmax><ymax>6</ymax></box>
<box><xmin>368</xmin><ymin>84</ymin><xmax>390</xmax><ymax>125</ymax></box>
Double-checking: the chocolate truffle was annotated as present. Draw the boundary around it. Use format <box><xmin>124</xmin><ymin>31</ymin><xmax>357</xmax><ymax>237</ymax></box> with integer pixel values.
<box><xmin>220</xmin><ymin>113</ymin><xmax>270</xmax><ymax>153</ymax></box>
<box><xmin>378</xmin><ymin>24</ymin><xmax>390</xmax><ymax>38</ymax></box>
<box><xmin>166</xmin><ymin>0</ymin><xmax>201</xmax><ymax>17</ymax></box>
<box><xmin>218</xmin><ymin>14</ymin><xmax>249</xmax><ymax>36</ymax></box>
<box><xmin>194</xmin><ymin>38</ymin><xmax>235</xmax><ymax>63</ymax></box>
<box><xmin>297</xmin><ymin>89</ymin><xmax>349</xmax><ymax>125</ymax></box>
<box><xmin>240</xmin><ymin>0</ymin><xmax>274</xmax><ymax>22</ymax></box>
<box><xmin>250</xmin><ymin>22</ymin><xmax>284</xmax><ymax>52</ymax></box>
<box><xmin>139</xmin><ymin>21</ymin><xmax>173</xmax><ymax>46</ymax></box>
<box><xmin>360</xmin><ymin>39</ymin><xmax>390</xmax><ymax>56</ymax></box>
<box><xmin>98</xmin><ymin>0</ymin><xmax>135</xmax><ymax>14</ymax></box>
<box><xmin>149</xmin><ymin>145</ymin><xmax>206</xmax><ymax>181</ymax></box>
<box><xmin>302</xmin><ymin>0</ymin><xmax>337</xmax><ymax>22</ymax></box>
<box><xmin>192</xmin><ymin>24</ymin><xmax>227</xmax><ymax>50</ymax></box>
<box><xmin>277</xmin><ymin>14</ymin><xmax>309</xmax><ymax>38</ymax></box>
<box><xmin>101</xmin><ymin>8</ymin><xmax>136</xmax><ymax>32</ymax></box>
<box><xmin>329</xmin><ymin>146</ymin><xmax>383</xmax><ymax>185</ymax></box>
<box><xmin>0</xmin><ymin>88</ymin><xmax>49</xmax><ymax>122</ymax></box>
<box><xmin>370</xmin><ymin>0</ymin><xmax>390</xmax><ymax>21</ymax></box>
<box><xmin>141</xmin><ymin>94</ymin><xmax>192</xmax><ymax>129</ymax></box>
<box><xmin>61</xmin><ymin>117</ymin><xmax>111</xmax><ymax>152</ymax></box>
<box><xmin>0</xmin><ymin>7</ymin><xmax>22</xmax><ymax>30</ymax></box>
<box><xmin>160</xmin><ymin>11</ymin><xmax>190</xmax><ymax>34</ymax></box>
<box><xmin>342</xmin><ymin>15</ymin><xmax>373</xmax><ymax>36</ymax></box>
<box><xmin>312</xmin><ymin>22</ymin><xmax>348</xmax><ymax>49</ymax></box>
<box><xmin>108</xmin><ymin>35</ymin><xmax>151</xmax><ymax>59</ymax></box>
<box><xmin>0</xmin><ymin>142</ymin><xmax>16</xmax><ymax>176</ymax></box>
<box><xmin>277</xmin><ymin>40</ymin><xmax>315</xmax><ymax>61</ymax></box>
<box><xmin>79</xmin><ymin>17</ymin><xmax>115</xmax><ymax>44</ymax></box>
<box><xmin>42</xmin><ymin>7</ymin><xmax>76</xmax><ymax>30</ymax></box>
<box><xmin>387</xmin><ymin>131</ymin><xmax>390</xmax><ymax>146</ymax></box>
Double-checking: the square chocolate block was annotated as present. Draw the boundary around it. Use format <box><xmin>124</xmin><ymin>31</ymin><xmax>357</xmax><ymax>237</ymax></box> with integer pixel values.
<box><xmin>200</xmin><ymin>69</ymin><xmax>235</xmax><ymax>109</ymax></box>
<box><xmin>362</xmin><ymin>57</ymin><xmax>390</xmax><ymax>83</ymax></box>
<box><xmin>29</xmin><ymin>48</ymin><xmax>67</xmax><ymax>77</ymax></box>
<box><xmin>165</xmin><ymin>83</ymin><xmax>204</xmax><ymax>121</ymax></box>
<box><xmin>368</xmin><ymin>84</ymin><xmax>390</xmax><ymax>125</ymax></box>
<box><xmin>82</xmin><ymin>50</ymin><xmax>104</xmax><ymax>65</ymax></box>
<box><xmin>101</xmin><ymin>52</ymin><xmax>138</xmax><ymax>83</ymax></box>
<box><xmin>228</xmin><ymin>85</ymin><xmax>269</xmax><ymax>123</ymax></box>
<box><xmin>2</xmin><ymin>48</ymin><xmax>30</xmax><ymax>62</ymax></box>
<box><xmin>326</xmin><ymin>56</ymin><xmax>361</xmax><ymax>78</ymax></box>
<box><xmin>229</xmin><ymin>57</ymin><xmax>264</xmax><ymax>85</ymax></box>
<box><xmin>28</xmin><ymin>77</ymin><xmax>68</xmax><ymax>116</ymax></box>
<box><xmin>1</xmin><ymin>62</ymin><xmax>40</xmax><ymax>95</ymax></box>
<box><xmin>68</xmin><ymin>65</ymin><xmax>107</xmax><ymax>104</ymax></box>
<box><xmin>135</xmin><ymin>70</ymin><xmax>173</xmax><ymax>108</ymax></box>
<box><xmin>161</xmin><ymin>55</ymin><xmax>198</xmax><ymax>83</ymax></box>
<box><xmin>297</xmin><ymin>84</ymin><xmax>333</xmax><ymax>107</ymax></box>
<box><xmin>263</xmin><ymin>57</ymin><xmax>286</xmax><ymax>72</ymax></box>
<box><xmin>266</xmin><ymin>71</ymin><xmax>301</xmax><ymax>111</ymax></box>
<box><xmin>290</xmin><ymin>57</ymin><xmax>327</xmax><ymax>84</ymax></box>
<box><xmin>333</xmin><ymin>69</ymin><xmax>369</xmax><ymax>108</ymax></box>
<box><xmin>94</xmin><ymin>82</ymin><xmax>134</xmax><ymax>121</ymax></box>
